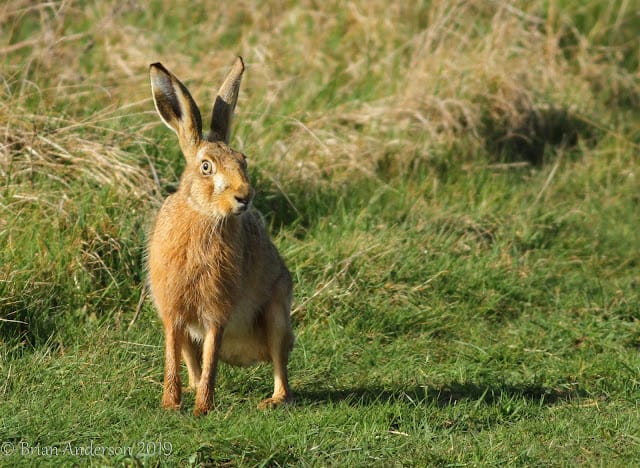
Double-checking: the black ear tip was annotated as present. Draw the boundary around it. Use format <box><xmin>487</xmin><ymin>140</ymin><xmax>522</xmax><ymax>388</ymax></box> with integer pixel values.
<box><xmin>150</xmin><ymin>62</ymin><xmax>171</xmax><ymax>76</ymax></box>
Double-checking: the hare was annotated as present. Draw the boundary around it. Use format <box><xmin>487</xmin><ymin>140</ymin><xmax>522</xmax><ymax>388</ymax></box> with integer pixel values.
<box><xmin>147</xmin><ymin>57</ymin><xmax>294</xmax><ymax>416</ymax></box>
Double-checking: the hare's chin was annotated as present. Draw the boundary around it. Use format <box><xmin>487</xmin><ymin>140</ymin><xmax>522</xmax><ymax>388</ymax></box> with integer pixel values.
<box><xmin>232</xmin><ymin>202</ymin><xmax>250</xmax><ymax>216</ymax></box>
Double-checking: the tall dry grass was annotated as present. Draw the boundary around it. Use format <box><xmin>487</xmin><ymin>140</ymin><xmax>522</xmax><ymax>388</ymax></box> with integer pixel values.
<box><xmin>0</xmin><ymin>0</ymin><xmax>638</xmax><ymax>195</ymax></box>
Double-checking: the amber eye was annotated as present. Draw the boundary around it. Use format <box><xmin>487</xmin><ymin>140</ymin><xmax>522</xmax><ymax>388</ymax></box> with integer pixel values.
<box><xmin>201</xmin><ymin>160</ymin><xmax>214</xmax><ymax>175</ymax></box>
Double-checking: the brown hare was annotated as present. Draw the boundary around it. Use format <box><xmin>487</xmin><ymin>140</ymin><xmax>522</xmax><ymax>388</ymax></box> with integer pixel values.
<box><xmin>147</xmin><ymin>57</ymin><xmax>294</xmax><ymax>416</ymax></box>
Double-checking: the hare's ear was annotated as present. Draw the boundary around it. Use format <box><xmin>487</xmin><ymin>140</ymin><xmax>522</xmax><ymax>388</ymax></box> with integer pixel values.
<box><xmin>150</xmin><ymin>62</ymin><xmax>203</xmax><ymax>152</ymax></box>
<box><xmin>209</xmin><ymin>56</ymin><xmax>244</xmax><ymax>144</ymax></box>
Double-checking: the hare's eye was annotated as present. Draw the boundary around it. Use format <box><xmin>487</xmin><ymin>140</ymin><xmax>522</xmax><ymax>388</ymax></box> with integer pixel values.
<box><xmin>201</xmin><ymin>160</ymin><xmax>214</xmax><ymax>175</ymax></box>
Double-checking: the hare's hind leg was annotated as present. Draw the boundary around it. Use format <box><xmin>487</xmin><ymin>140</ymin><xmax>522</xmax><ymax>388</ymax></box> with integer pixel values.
<box><xmin>258</xmin><ymin>281</ymin><xmax>294</xmax><ymax>410</ymax></box>
<box><xmin>182</xmin><ymin>331</ymin><xmax>202</xmax><ymax>391</ymax></box>
<box><xmin>162</xmin><ymin>321</ymin><xmax>184</xmax><ymax>410</ymax></box>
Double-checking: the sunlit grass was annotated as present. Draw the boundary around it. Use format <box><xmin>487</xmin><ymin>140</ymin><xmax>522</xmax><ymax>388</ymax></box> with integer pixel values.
<box><xmin>1</xmin><ymin>0</ymin><xmax>639</xmax><ymax>465</ymax></box>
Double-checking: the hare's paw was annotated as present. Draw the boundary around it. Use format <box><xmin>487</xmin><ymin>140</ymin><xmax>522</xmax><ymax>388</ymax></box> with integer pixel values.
<box><xmin>183</xmin><ymin>379</ymin><xmax>200</xmax><ymax>394</ymax></box>
<box><xmin>161</xmin><ymin>395</ymin><xmax>181</xmax><ymax>411</ymax></box>
<box><xmin>194</xmin><ymin>391</ymin><xmax>215</xmax><ymax>416</ymax></box>
<box><xmin>193</xmin><ymin>402</ymin><xmax>213</xmax><ymax>416</ymax></box>
<box><xmin>257</xmin><ymin>395</ymin><xmax>293</xmax><ymax>410</ymax></box>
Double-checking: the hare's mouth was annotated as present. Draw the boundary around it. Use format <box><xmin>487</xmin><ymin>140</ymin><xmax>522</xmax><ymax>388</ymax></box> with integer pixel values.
<box><xmin>232</xmin><ymin>196</ymin><xmax>251</xmax><ymax>215</ymax></box>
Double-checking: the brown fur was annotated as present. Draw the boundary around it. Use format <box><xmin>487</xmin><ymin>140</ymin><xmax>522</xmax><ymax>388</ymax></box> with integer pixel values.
<box><xmin>147</xmin><ymin>57</ymin><xmax>293</xmax><ymax>415</ymax></box>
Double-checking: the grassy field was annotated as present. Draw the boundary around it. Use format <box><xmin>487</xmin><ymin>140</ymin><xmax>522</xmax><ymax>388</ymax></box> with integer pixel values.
<box><xmin>1</xmin><ymin>0</ymin><xmax>640</xmax><ymax>465</ymax></box>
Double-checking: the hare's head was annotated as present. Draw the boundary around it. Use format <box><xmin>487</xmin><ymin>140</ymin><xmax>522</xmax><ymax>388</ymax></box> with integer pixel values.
<box><xmin>150</xmin><ymin>58</ymin><xmax>254</xmax><ymax>218</ymax></box>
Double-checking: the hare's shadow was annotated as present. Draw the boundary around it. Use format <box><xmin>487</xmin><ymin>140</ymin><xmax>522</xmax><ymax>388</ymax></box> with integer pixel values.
<box><xmin>295</xmin><ymin>381</ymin><xmax>583</xmax><ymax>408</ymax></box>
<box><xmin>482</xmin><ymin>105</ymin><xmax>597</xmax><ymax>166</ymax></box>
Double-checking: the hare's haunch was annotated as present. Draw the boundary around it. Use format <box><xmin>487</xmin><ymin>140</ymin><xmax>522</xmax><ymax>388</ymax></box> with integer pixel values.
<box><xmin>147</xmin><ymin>57</ymin><xmax>293</xmax><ymax>415</ymax></box>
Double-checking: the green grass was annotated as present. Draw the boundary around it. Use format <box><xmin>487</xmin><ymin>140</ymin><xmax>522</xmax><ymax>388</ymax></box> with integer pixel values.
<box><xmin>1</xmin><ymin>0</ymin><xmax>640</xmax><ymax>466</ymax></box>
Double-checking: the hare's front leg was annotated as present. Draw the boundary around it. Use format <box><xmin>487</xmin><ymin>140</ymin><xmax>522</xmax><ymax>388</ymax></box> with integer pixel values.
<box><xmin>194</xmin><ymin>326</ymin><xmax>224</xmax><ymax>416</ymax></box>
<box><xmin>162</xmin><ymin>321</ymin><xmax>184</xmax><ymax>410</ymax></box>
